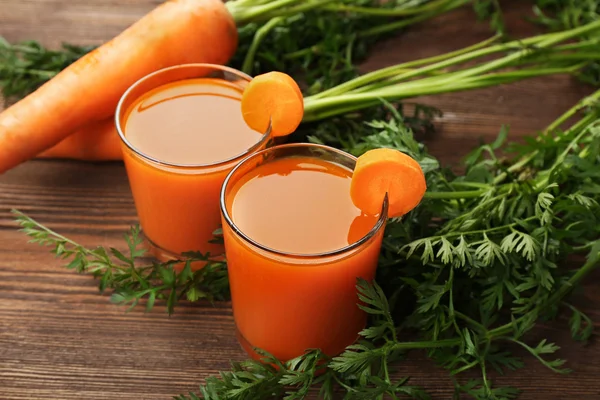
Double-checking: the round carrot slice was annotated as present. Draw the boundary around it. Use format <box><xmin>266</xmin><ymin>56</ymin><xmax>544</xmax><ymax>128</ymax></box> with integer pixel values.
<box><xmin>241</xmin><ymin>71</ymin><xmax>304</xmax><ymax>137</ymax></box>
<box><xmin>350</xmin><ymin>148</ymin><xmax>426</xmax><ymax>218</ymax></box>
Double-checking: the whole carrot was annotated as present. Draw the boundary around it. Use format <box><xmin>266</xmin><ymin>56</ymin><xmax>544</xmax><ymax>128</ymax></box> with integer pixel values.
<box><xmin>0</xmin><ymin>0</ymin><xmax>237</xmax><ymax>173</ymax></box>
<box><xmin>37</xmin><ymin>119</ymin><xmax>121</xmax><ymax>161</ymax></box>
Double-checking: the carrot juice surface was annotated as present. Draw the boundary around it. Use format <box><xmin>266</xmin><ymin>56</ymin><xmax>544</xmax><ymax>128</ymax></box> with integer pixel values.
<box><xmin>222</xmin><ymin>152</ymin><xmax>386</xmax><ymax>362</ymax></box>
<box><xmin>228</xmin><ymin>157</ymin><xmax>378</xmax><ymax>254</ymax></box>
<box><xmin>117</xmin><ymin>67</ymin><xmax>269</xmax><ymax>263</ymax></box>
<box><xmin>124</xmin><ymin>78</ymin><xmax>262</xmax><ymax>164</ymax></box>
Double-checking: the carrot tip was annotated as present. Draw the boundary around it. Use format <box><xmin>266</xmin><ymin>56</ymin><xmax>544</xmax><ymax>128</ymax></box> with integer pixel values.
<box><xmin>241</xmin><ymin>71</ymin><xmax>304</xmax><ymax>137</ymax></box>
<box><xmin>350</xmin><ymin>148</ymin><xmax>426</xmax><ymax>218</ymax></box>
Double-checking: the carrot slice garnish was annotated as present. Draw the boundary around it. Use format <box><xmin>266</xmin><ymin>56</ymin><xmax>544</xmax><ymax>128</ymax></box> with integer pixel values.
<box><xmin>241</xmin><ymin>71</ymin><xmax>304</xmax><ymax>137</ymax></box>
<box><xmin>350</xmin><ymin>148</ymin><xmax>426</xmax><ymax>218</ymax></box>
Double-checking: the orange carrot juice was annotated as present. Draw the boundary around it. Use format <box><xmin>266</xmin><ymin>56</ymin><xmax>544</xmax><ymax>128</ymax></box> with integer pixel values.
<box><xmin>220</xmin><ymin>144</ymin><xmax>388</xmax><ymax>361</ymax></box>
<box><xmin>116</xmin><ymin>64</ymin><xmax>270</xmax><ymax>262</ymax></box>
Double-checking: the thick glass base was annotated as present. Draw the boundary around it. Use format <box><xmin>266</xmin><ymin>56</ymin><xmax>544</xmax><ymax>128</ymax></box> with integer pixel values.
<box><xmin>143</xmin><ymin>232</ymin><xmax>210</xmax><ymax>271</ymax></box>
<box><xmin>144</xmin><ymin>234</ymin><xmax>180</xmax><ymax>261</ymax></box>
<box><xmin>235</xmin><ymin>325</ymin><xmax>355</xmax><ymax>375</ymax></box>
<box><xmin>236</xmin><ymin>326</ymin><xmax>264</xmax><ymax>362</ymax></box>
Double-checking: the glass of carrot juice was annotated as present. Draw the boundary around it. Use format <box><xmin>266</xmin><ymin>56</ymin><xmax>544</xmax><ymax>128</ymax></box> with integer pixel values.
<box><xmin>220</xmin><ymin>143</ymin><xmax>389</xmax><ymax>362</ymax></box>
<box><xmin>115</xmin><ymin>64</ymin><xmax>270</xmax><ymax>263</ymax></box>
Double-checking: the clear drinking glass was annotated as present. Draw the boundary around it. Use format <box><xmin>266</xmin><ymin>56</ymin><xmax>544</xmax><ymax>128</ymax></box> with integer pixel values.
<box><xmin>115</xmin><ymin>64</ymin><xmax>271</xmax><ymax>263</ymax></box>
<box><xmin>220</xmin><ymin>143</ymin><xmax>388</xmax><ymax>362</ymax></box>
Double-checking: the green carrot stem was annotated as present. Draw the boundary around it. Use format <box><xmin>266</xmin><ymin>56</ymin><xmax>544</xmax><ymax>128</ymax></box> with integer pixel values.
<box><xmin>241</xmin><ymin>16</ymin><xmax>286</xmax><ymax>74</ymax></box>
<box><xmin>326</xmin><ymin>0</ymin><xmax>468</xmax><ymax>17</ymax></box>
<box><xmin>552</xmin><ymin>39</ymin><xmax>600</xmax><ymax>51</ymax></box>
<box><xmin>492</xmin><ymin>89</ymin><xmax>600</xmax><ymax>185</ymax></box>
<box><xmin>442</xmin><ymin>19</ymin><xmax>600</xmax><ymax>83</ymax></box>
<box><xmin>284</xmin><ymin>0</ymin><xmax>470</xmax><ymax>63</ymax></box>
<box><xmin>564</xmin><ymin>108</ymin><xmax>600</xmax><ymax>136</ymax></box>
<box><xmin>358</xmin><ymin>0</ymin><xmax>470</xmax><ymax>38</ymax></box>
<box><xmin>228</xmin><ymin>0</ymin><xmax>300</xmax><ymax>25</ymax></box>
<box><xmin>303</xmin><ymin>66</ymin><xmax>577</xmax><ymax>122</ymax></box>
<box><xmin>545</xmin><ymin>89</ymin><xmax>600</xmax><ymax>133</ymax></box>
<box><xmin>355</xmin><ymin>62</ymin><xmax>583</xmax><ymax>95</ymax></box>
<box><xmin>425</xmin><ymin>190</ymin><xmax>489</xmax><ymax>199</ymax></box>
<box><xmin>450</xmin><ymin>182</ymin><xmax>492</xmax><ymax>189</ymax></box>
<box><xmin>311</xmin><ymin>34</ymin><xmax>502</xmax><ymax>100</ymax></box>
<box><xmin>303</xmin><ymin>21</ymin><xmax>600</xmax><ymax>122</ymax></box>
<box><xmin>262</xmin><ymin>0</ymin><xmax>339</xmax><ymax>19</ymax></box>
<box><xmin>314</xmin><ymin>28</ymin><xmax>577</xmax><ymax>99</ymax></box>
<box><xmin>390</xmin><ymin>338</ymin><xmax>461</xmax><ymax>350</ymax></box>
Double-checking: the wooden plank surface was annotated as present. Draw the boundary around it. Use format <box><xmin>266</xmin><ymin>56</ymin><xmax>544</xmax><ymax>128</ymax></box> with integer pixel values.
<box><xmin>1</xmin><ymin>1</ymin><xmax>599</xmax><ymax>399</ymax></box>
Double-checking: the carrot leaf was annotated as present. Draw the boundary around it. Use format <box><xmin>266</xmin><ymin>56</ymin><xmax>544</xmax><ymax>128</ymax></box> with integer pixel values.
<box><xmin>0</xmin><ymin>38</ymin><xmax>94</xmax><ymax>101</ymax></box>
<box><xmin>12</xmin><ymin>210</ymin><xmax>229</xmax><ymax>315</ymax></box>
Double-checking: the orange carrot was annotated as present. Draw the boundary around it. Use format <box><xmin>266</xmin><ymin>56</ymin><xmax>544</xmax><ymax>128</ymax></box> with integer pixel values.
<box><xmin>350</xmin><ymin>148</ymin><xmax>426</xmax><ymax>218</ymax></box>
<box><xmin>37</xmin><ymin>119</ymin><xmax>121</xmax><ymax>161</ymax></box>
<box><xmin>241</xmin><ymin>71</ymin><xmax>304</xmax><ymax>137</ymax></box>
<box><xmin>0</xmin><ymin>0</ymin><xmax>237</xmax><ymax>174</ymax></box>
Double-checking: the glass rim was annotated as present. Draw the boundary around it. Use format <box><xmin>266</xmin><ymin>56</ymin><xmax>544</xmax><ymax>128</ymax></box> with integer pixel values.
<box><xmin>114</xmin><ymin>63</ymin><xmax>272</xmax><ymax>169</ymax></box>
<box><xmin>220</xmin><ymin>143</ymin><xmax>389</xmax><ymax>259</ymax></box>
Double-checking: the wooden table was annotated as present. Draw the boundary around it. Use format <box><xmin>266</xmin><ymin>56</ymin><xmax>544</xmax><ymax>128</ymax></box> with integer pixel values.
<box><xmin>1</xmin><ymin>1</ymin><xmax>599</xmax><ymax>399</ymax></box>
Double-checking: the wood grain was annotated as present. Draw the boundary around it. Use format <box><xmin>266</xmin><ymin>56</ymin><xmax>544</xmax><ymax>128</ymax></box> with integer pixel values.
<box><xmin>1</xmin><ymin>1</ymin><xmax>599</xmax><ymax>399</ymax></box>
